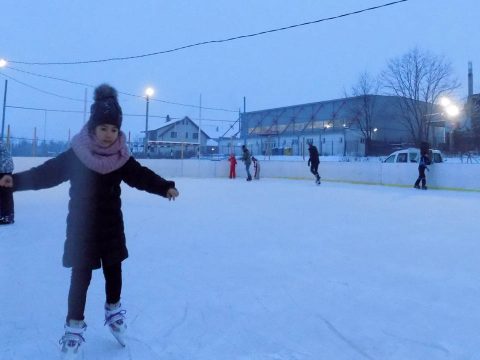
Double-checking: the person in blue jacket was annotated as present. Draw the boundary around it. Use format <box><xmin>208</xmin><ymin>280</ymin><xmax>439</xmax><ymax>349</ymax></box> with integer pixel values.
<box><xmin>0</xmin><ymin>84</ymin><xmax>179</xmax><ymax>357</ymax></box>
<box><xmin>414</xmin><ymin>151</ymin><xmax>431</xmax><ymax>190</ymax></box>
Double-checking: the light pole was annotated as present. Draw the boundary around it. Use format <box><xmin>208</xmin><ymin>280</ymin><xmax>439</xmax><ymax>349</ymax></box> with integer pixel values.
<box><xmin>144</xmin><ymin>87</ymin><xmax>154</xmax><ymax>156</ymax></box>
<box><xmin>0</xmin><ymin>59</ymin><xmax>8</xmax><ymax>142</ymax></box>
<box><xmin>424</xmin><ymin>97</ymin><xmax>460</xmax><ymax>148</ymax></box>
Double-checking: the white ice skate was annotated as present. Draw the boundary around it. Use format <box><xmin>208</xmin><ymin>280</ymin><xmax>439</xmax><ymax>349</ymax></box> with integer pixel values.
<box><xmin>105</xmin><ymin>302</ymin><xmax>127</xmax><ymax>346</ymax></box>
<box><xmin>59</xmin><ymin>320</ymin><xmax>86</xmax><ymax>360</ymax></box>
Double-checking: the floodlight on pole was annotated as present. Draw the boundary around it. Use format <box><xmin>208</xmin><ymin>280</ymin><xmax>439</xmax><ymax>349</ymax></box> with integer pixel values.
<box><xmin>444</xmin><ymin>104</ymin><xmax>460</xmax><ymax>117</ymax></box>
<box><xmin>144</xmin><ymin>87</ymin><xmax>154</xmax><ymax>155</ymax></box>
<box><xmin>0</xmin><ymin>59</ymin><xmax>7</xmax><ymax>68</ymax></box>
<box><xmin>439</xmin><ymin>96</ymin><xmax>451</xmax><ymax>107</ymax></box>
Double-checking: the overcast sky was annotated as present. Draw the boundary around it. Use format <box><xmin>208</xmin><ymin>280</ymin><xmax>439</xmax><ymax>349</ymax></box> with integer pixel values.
<box><xmin>1</xmin><ymin>0</ymin><xmax>479</xmax><ymax>141</ymax></box>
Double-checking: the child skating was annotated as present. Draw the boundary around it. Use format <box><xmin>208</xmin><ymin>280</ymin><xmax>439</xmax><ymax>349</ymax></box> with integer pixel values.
<box><xmin>228</xmin><ymin>153</ymin><xmax>237</xmax><ymax>179</ymax></box>
<box><xmin>0</xmin><ymin>84</ymin><xmax>179</xmax><ymax>359</ymax></box>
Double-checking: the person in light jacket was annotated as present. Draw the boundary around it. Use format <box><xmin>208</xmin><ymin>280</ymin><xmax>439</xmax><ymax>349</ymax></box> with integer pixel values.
<box><xmin>241</xmin><ymin>145</ymin><xmax>252</xmax><ymax>181</ymax></box>
<box><xmin>252</xmin><ymin>156</ymin><xmax>261</xmax><ymax>180</ymax></box>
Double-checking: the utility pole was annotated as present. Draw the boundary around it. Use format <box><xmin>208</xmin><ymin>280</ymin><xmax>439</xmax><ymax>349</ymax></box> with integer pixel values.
<box><xmin>1</xmin><ymin>80</ymin><xmax>8</xmax><ymax>141</ymax></box>
<box><xmin>83</xmin><ymin>88</ymin><xmax>88</xmax><ymax>124</ymax></box>
<box><xmin>198</xmin><ymin>94</ymin><xmax>202</xmax><ymax>158</ymax></box>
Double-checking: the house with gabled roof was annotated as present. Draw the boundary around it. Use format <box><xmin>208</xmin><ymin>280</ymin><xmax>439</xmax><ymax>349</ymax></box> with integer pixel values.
<box><xmin>144</xmin><ymin>116</ymin><xmax>213</xmax><ymax>158</ymax></box>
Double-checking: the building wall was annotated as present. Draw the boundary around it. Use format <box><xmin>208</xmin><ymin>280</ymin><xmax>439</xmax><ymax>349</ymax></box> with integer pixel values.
<box><xmin>237</xmin><ymin>95</ymin><xmax>444</xmax><ymax>156</ymax></box>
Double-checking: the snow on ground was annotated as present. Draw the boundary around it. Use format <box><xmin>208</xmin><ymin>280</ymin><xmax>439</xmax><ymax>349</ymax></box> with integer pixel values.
<box><xmin>0</xmin><ymin>175</ymin><xmax>479</xmax><ymax>359</ymax></box>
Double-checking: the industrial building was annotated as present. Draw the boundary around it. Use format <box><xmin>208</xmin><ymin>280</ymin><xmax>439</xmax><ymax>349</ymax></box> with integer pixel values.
<box><xmin>219</xmin><ymin>95</ymin><xmax>448</xmax><ymax>157</ymax></box>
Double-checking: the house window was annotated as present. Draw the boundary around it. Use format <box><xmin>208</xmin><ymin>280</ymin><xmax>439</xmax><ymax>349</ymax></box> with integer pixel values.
<box><xmin>171</xmin><ymin>131</ymin><xmax>177</xmax><ymax>138</ymax></box>
<box><xmin>185</xmin><ymin>132</ymin><xmax>189</xmax><ymax>139</ymax></box>
<box><xmin>193</xmin><ymin>133</ymin><xmax>199</xmax><ymax>139</ymax></box>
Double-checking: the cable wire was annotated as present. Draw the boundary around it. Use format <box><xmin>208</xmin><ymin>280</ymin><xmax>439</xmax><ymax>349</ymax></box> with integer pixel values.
<box><xmin>0</xmin><ymin>72</ymin><xmax>85</xmax><ymax>102</ymax></box>
<box><xmin>7</xmin><ymin>1</ymin><xmax>408</xmax><ymax>66</ymax></box>
<box><xmin>4</xmin><ymin>66</ymin><xmax>238</xmax><ymax>112</ymax></box>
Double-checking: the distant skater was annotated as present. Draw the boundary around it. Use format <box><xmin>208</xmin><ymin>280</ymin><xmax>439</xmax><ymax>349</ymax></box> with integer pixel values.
<box><xmin>241</xmin><ymin>145</ymin><xmax>252</xmax><ymax>181</ymax></box>
<box><xmin>307</xmin><ymin>143</ymin><xmax>321</xmax><ymax>185</ymax></box>
<box><xmin>414</xmin><ymin>150</ymin><xmax>431</xmax><ymax>190</ymax></box>
<box><xmin>252</xmin><ymin>156</ymin><xmax>261</xmax><ymax>180</ymax></box>
<box><xmin>228</xmin><ymin>154</ymin><xmax>237</xmax><ymax>179</ymax></box>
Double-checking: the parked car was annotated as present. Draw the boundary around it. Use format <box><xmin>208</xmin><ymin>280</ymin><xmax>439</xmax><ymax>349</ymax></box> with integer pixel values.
<box><xmin>383</xmin><ymin>148</ymin><xmax>443</xmax><ymax>164</ymax></box>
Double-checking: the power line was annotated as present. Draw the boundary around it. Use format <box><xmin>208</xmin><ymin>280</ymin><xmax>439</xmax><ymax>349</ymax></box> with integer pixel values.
<box><xmin>3</xmin><ymin>66</ymin><xmax>238</xmax><ymax>113</ymax></box>
<box><xmin>6</xmin><ymin>104</ymin><xmax>237</xmax><ymax>123</ymax></box>
<box><xmin>0</xmin><ymin>72</ymin><xmax>85</xmax><ymax>102</ymax></box>
<box><xmin>6</xmin><ymin>1</ymin><xmax>408</xmax><ymax>66</ymax></box>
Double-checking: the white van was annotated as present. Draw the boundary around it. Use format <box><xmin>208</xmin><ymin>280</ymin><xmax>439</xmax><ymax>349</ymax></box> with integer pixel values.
<box><xmin>383</xmin><ymin>148</ymin><xmax>443</xmax><ymax>164</ymax></box>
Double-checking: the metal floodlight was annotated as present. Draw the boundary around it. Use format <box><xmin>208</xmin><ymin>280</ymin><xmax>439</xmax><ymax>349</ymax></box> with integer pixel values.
<box><xmin>145</xmin><ymin>87</ymin><xmax>154</xmax><ymax>97</ymax></box>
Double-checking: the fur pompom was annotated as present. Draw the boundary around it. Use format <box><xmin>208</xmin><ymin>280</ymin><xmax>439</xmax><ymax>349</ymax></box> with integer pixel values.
<box><xmin>94</xmin><ymin>84</ymin><xmax>118</xmax><ymax>101</ymax></box>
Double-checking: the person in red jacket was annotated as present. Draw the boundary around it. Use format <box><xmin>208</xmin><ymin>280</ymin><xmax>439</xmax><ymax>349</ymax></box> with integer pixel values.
<box><xmin>228</xmin><ymin>154</ymin><xmax>237</xmax><ymax>179</ymax></box>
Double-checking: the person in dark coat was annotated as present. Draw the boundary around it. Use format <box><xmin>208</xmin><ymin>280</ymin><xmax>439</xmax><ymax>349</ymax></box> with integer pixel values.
<box><xmin>0</xmin><ymin>84</ymin><xmax>179</xmax><ymax>356</ymax></box>
<box><xmin>0</xmin><ymin>141</ymin><xmax>14</xmax><ymax>224</ymax></box>
<box><xmin>241</xmin><ymin>145</ymin><xmax>252</xmax><ymax>181</ymax></box>
<box><xmin>307</xmin><ymin>143</ymin><xmax>321</xmax><ymax>184</ymax></box>
<box><xmin>414</xmin><ymin>151</ymin><xmax>431</xmax><ymax>190</ymax></box>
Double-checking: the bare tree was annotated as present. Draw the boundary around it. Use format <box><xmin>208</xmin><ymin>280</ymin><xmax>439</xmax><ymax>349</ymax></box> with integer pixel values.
<box><xmin>345</xmin><ymin>71</ymin><xmax>381</xmax><ymax>155</ymax></box>
<box><xmin>381</xmin><ymin>47</ymin><xmax>460</xmax><ymax>146</ymax></box>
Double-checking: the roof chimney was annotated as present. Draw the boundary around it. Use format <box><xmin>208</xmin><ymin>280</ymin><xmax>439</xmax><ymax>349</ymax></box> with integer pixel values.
<box><xmin>468</xmin><ymin>61</ymin><xmax>473</xmax><ymax>97</ymax></box>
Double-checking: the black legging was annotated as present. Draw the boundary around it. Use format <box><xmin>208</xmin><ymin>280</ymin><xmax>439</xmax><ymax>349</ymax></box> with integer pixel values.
<box><xmin>414</xmin><ymin>167</ymin><xmax>426</xmax><ymax>187</ymax></box>
<box><xmin>310</xmin><ymin>162</ymin><xmax>319</xmax><ymax>177</ymax></box>
<box><xmin>66</xmin><ymin>262</ymin><xmax>122</xmax><ymax>322</ymax></box>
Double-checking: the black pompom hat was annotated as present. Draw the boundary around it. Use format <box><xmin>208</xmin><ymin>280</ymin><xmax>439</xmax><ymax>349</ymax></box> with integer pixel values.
<box><xmin>87</xmin><ymin>84</ymin><xmax>123</xmax><ymax>132</ymax></box>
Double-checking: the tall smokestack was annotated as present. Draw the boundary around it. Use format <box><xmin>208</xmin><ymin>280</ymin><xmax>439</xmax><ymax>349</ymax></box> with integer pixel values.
<box><xmin>468</xmin><ymin>61</ymin><xmax>473</xmax><ymax>97</ymax></box>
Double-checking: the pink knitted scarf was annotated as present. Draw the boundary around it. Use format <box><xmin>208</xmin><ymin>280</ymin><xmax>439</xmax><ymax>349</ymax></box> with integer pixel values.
<box><xmin>70</xmin><ymin>125</ymin><xmax>130</xmax><ymax>174</ymax></box>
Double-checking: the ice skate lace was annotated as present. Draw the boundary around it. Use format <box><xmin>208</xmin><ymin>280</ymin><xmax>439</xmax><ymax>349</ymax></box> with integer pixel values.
<box><xmin>59</xmin><ymin>332</ymin><xmax>86</xmax><ymax>346</ymax></box>
<box><xmin>104</xmin><ymin>309</ymin><xmax>126</xmax><ymax>326</ymax></box>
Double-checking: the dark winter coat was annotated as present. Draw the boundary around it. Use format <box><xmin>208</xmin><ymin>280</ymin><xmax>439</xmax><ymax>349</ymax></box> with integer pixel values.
<box><xmin>241</xmin><ymin>148</ymin><xmax>252</xmax><ymax>166</ymax></box>
<box><xmin>419</xmin><ymin>154</ymin><xmax>431</xmax><ymax>170</ymax></box>
<box><xmin>308</xmin><ymin>145</ymin><xmax>320</xmax><ymax>166</ymax></box>
<box><xmin>13</xmin><ymin>149</ymin><xmax>175</xmax><ymax>269</ymax></box>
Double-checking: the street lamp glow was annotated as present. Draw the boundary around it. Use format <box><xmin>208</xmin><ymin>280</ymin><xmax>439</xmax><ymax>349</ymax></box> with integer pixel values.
<box><xmin>445</xmin><ymin>104</ymin><xmax>460</xmax><ymax>117</ymax></box>
<box><xmin>0</xmin><ymin>59</ymin><xmax>7</xmax><ymax>68</ymax></box>
<box><xmin>439</xmin><ymin>97</ymin><xmax>451</xmax><ymax>107</ymax></box>
<box><xmin>145</xmin><ymin>87</ymin><xmax>154</xmax><ymax>97</ymax></box>
<box><xmin>373</xmin><ymin>128</ymin><xmax>378</xmax><ymax>132</ymax></box>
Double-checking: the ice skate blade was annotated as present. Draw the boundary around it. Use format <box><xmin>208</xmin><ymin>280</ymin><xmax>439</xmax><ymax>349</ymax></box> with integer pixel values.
<box><xmin>110</xmin><ymin>327</ymin><xmax>127</xmax><ymax>347</ymax></box>
<box><xmin>60</xmin><ymin>347</ymin><xmax>83</xmax><ymax>360</ymax></box>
